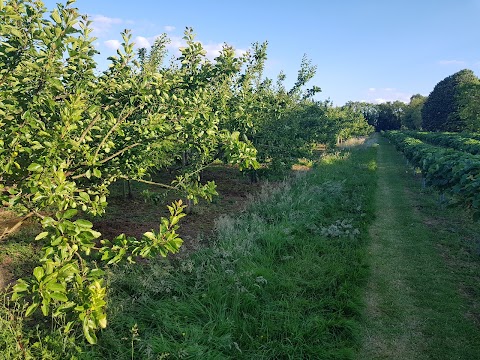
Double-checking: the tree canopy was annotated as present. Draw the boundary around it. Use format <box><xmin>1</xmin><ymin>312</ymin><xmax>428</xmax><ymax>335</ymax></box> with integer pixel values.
<box><xmin>402</xmin><ymin>94</ymin><xmax>426</xmax><ymax>130</ymax></box>
<box><xmin>422</xmin><ymin>69</ymin><xmax>480</xmax><ymax>132</ymax></box>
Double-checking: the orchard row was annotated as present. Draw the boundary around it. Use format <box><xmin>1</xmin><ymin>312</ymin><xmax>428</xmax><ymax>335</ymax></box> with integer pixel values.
<box><xmin>384</xmin><ymin>131</ymin><xmax>480</xmax><ymax>220</ymax></box>
<box><xmin>0</xmin><ymin>0</ymin><xmax>372</xmax><ymax>342</ymax></box>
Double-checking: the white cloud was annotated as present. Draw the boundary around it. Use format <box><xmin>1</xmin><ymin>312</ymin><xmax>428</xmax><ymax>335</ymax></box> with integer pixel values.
<box><xmin>364</xmin><ymin>87</ymin><xmax>410</xmax><ymax>104</ymax></box>
<box><xmin>203</xmin><ymin>43</ymin><xmax>224</xmax><ymax>60</ymax></box>
<box><xmin>92</xmin><ymin>15</ymin><xmax>123</xmax><ymax>26</ymax></box>
<box><xmin>164</xmin><ymin>40</ymin><xmax>227</xmax><ymax>60</ymax></box>
<box><xmin>91</xmin><ymin>15</ymin><xmax>123</xmax><ymax>36</ymax></box>
<box><xmin>235</xmin><ymin>48</ymin><xmax>247</xmax><ymax>57</ymax></box>
<box><xmin>134</xmin><ymin>36</ymin><xmax>151</xmax><ymax>49</ymax></box>
<box><xmin>373</xmin><ymin>92</ymin><xmax>410</xmax><ymax>104</ymax></box>
<box><xmin>165</xmin><ymin>35</ymin><xmax>186</xmax><ymax>56</ymax></box>
<box><xmin>202</xmin><ymin>43</ymin><xmax>247</xmax><ymax>60</ymax></box>
<box><xmin>438</xmin><ymin>60</ymin><xmax>467</xmax><ymax>66</ymax></box>
<box><xmin>104</xmin><ymin>39</ymin><xmax>121</xmax><ymax>50</ymax></box>
<box><xmin>105</xmin><ymin>30</ymin><xmax>247</xmax><ymax>63</ymax></box>
<box><xmin>164</xmin><ymin>25</ymin><xmax>176</xmax><ymax>32</ymax></box>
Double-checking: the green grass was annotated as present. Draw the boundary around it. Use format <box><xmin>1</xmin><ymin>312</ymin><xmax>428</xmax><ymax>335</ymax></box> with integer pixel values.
<box><xmin>358</xmin><ymin>136</ymin><xmax>480</xmax><ymax>360</ymax></box>
<box><xmin>0</xmin><ymin>239</ymin><xmax>37</xmax><ymax>288</ymax></box>
<box><xmin>3</xmin><ymin>136</ymin><xmax>480</xmax><ymax>359</ymax></box>
<box><xmin>78</xmin><ymin>147</ymin><xmax>378</xmax><ymax>359</ymax></box>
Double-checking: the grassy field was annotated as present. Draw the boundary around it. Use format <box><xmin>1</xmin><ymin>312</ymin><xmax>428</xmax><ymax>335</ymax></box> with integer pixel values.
<box><xmin>1</xmin><ymin>136</ymin><xmax>480</xmax><ymax>359</ymax></box>
<box><xmin>84</xmin><ymin>147</ymin><xmax>377</xmax><ymax>359</ymax></box>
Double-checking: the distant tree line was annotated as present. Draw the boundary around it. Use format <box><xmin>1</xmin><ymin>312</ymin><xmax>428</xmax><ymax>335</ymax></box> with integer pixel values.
<box><xmin>344</xmin><ymin>69</ymin><xmax>480</xmax><ymax>132</ymax></box>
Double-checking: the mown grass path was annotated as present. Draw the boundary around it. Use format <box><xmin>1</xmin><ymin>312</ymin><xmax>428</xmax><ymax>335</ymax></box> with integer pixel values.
<box><xmin>358</xmin><ymin>136</ymin><xmax>480</xmax><ymax>360</ymax></box>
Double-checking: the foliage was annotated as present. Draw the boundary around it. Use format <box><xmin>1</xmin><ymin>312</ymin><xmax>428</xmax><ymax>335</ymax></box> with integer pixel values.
<box><xmin>0</xmin><ymin>0</ymin><xmax>257</xmax><ymax>344</ymax></box>
<box><xmin>221</xmin><ymin>49</ymin><xmax>326</xmax><ymax>175</ymax></box>
<box><xmin>85</xmin><ymin>148</ymin><xmax>377</xmax><ymax>359</ymax></box>
<box><xmin>344</xmin><ymin>101</ymin><xmax>405</xmax><ymax>132</ymax></box>
<box><xmin>331</xmin><ymin>103</ymin><xmax>375</xmax><ymax>142</ymax></box>
<box><xmin>421</xmin><ymin>69</ymin><xmax>480</xmax><ymax>132</ymax></box>
<box><xmin>343</xmin><ymin>101</ymin><xmax>379</xmax><ymax>129</ymax></box>
<box><xmin>375</xmin><ymin>101</ymin><xmax>405</xmax><ymax>131</ymax></box>
<box><xmin>219</xmin><ymin>48</ymin><xmax>371</xmax><ymax>176</ymax></box>
<box><xmin>401</xmin><ymin>94</ymin><xmax>426</xmax><ymax>130</ymax></box>
<box><xmin>0</xmin><ymin>296</ymin><xmax>83</xmax><ymax>359</ymax></box>
<box><xmin>457</xmin><ymin>80</ymin><xmax>480</xmax><ymax>132</ymax></box>
<box><xmin>403</xmin><ymin>130</ymin><xmax>480</xmax><ymax>155</ymax></box>
<box><xmin>384</xmin><ymin>131</ymin><xmax>480</xmax><ymax>219</ymax></box>
<box><xmin>0</xmin><ymin>0</ymin><xmax>378</xmax><ymax>347</ymax></box>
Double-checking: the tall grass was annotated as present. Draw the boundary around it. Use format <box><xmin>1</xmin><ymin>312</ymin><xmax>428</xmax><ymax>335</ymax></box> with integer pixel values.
<box><xmin>83</xmin><ymin>148</ymin><xmax>377</xmax><ymax>359</ymax></box>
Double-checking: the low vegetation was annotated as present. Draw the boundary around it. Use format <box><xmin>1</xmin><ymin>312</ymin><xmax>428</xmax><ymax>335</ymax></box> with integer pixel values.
<box><xmin>0</xmin><ymin>146</ymin><xmax>377</xmax><ymax>358</ymax></box>
<box><xmin>88</xmin><ymin>147</ymin><xmax>377</xmax><ymax>359</ymax></box>
<box><xmin>358</xmin><ymin>136</ymin><xmax>480</xmax><ymax>360</ymax></box>
<box><xmin>384</xmin><ymin>130</ymin><xmax>480</xmax><ymax>219</ymax></box>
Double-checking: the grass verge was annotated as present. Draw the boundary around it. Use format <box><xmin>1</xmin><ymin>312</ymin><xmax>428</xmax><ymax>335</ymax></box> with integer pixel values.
<box><xmin>80</xmin><ymin>147</ymin><xmax>377</xmax><ymax>359</ymax></box>
<box><xmin>358</xmin><ymin>136</ymin><xmax>480</xmax><ymax>360</ymax></box>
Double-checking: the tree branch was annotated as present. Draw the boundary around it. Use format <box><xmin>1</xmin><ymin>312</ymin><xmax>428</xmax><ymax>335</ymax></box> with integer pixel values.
<box><xmin>0</xmin><ymin>212</ymin><xmax>35</xmax><ymax>241</ymax></box>
<box><xmin>118</xmin><ymin>176</ymin><xmax>178</xmax><ymax>191</ymax></box>
<box><xmin>98</xmin><ymin>143</ymin><xmax>141</xmax><ymax>165</ymax></box>
<box><xmin>93</xmin><ymin>107</ymin><xmax>135</xmax><ymax>161</ymax></box>
<box><xmin>77</xmin><ymin>114</ymin><xmax>101</xmax><ymax>145</ymax></box>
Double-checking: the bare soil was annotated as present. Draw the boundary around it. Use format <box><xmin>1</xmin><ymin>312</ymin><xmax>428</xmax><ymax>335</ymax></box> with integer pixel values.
<box><xmin>93</xmin><ymin>165</ymin><xmax>263</xmax><ymax>254</ymax></box>
<box><xmin>0</xmin><ymin>165</ymin><xmax>265</xmax><ymax>288</ymax></box>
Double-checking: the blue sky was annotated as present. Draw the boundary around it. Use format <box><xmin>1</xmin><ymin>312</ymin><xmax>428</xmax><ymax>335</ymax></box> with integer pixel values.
<box><xmin>43</xmin><ymin>0</ymin><xmax>480</xmax><ymax>105</ymax></box>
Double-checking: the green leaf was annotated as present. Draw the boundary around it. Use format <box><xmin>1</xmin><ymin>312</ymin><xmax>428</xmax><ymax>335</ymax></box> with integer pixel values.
<box><xmin>51</xmin><ymin>9</ymin><xmax>62</xmax><ymax>24</ymax></box>
<box><xmin>53</xmin><ymin>303</ymin><xmax>73</xmax><ymax>317</ymax></box>
<box><xmin>41</xmin><ymin>217</ymin><xmax>56</xmax><ymax>227</ymax></box>
<box><xmin>98</xmin><ymin>314</ymin><xmax>107</xmax><ymax>328</ymax></box>
<box><xmin>63</xmin><ymin>209</ymin><xmax>78</xmax><ymax>219</ymax></box>
<box><xmin>170</xmin><ymin>215</ymin><xmax>180</xmax><ymax>226</ymax></box>
<box><xmin>58</xmin><ymin>263</ymin><xmax>78</xmax><ymax>278</ymax></box>
<box><xmin>51</xmin><ymin>236</ymin><xmax>63</xmax><ymax>246</ymax></box>
<box><xmin>79</xmin><ymin>192</ymin><xmax>90</xmax><ymax>202</ymax></box>
<box><xmin>50</xmin><ymin>292</ymin><xmax>68</xmax><ymax>302</ymax></box>
<box><xmin>41</xmin><ymin>302</ymin><xmax>49</xmax><ymax>316</ymax></box>
<box><xmin>27</xmin><ymin>163</ymin><xmax>43</xmax><ymax>172</ymax></box>
<box><xmin>143</xmin><ymin>231</ymin><xmax>156</xmax><ymax>241</ymax></box>
<box><xmin>35</xmin><ymin>231</ymin><xmax>49</xmax><ymax>241</ymax></box>
<box><xmin>83</xmin><ymin>317</ymin><xmax>98</xmax><ymax>344</ymax></box>
<box><xmin>25</xmin><ymin>302</ymin><xmax>40</xmax><ymax>317</ymax></box>
<box><xmin>8</xmin><ymin>27</ymin><xmax>22</xmax><ymax>38</ymax></box>
<box><xmin>88</xmin><ymin>268</ymin><xmax>105</xmax><ymax>278</ymax></box>
<box><xmin>11</xmin><ymin>292</ymin><xmax>22</xmax><ymax>301</ymax></box>
<box><xmin>90</xmin><ymin>230</ymin><xmax>101</xmax><ymax>238</ymax></box>
<box><xmin>46</xmin><ymin>282</ymin><xmax>66</xmax><ymax>293</ymax></box>
<box><xmin>76</xmin><ymin>219</ymin><xmax>93</xmax><ymax>229</ymax></box>
<box><xmin>33</xmin><ymin>266</ymin><xmax>45</xmax><ymax>281</ymax></box>
<box><xmin>13</xmin><ymin>281</ymin><xmax>29</xmax><ymax>293</ymax></box>
<box><xmin>45</xmin><ymin>260</ymin><xmax>55</xmax><ymax>274</ymax></box>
